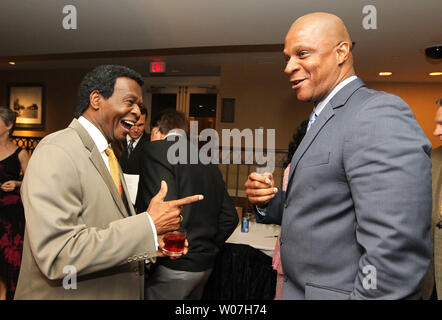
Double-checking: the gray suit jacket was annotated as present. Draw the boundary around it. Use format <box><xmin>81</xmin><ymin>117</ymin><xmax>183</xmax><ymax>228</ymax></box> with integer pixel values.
<box><xmin>258</xmin><ymin>78</ymin><xmax>432</xmax><ymax>299</ymax></box>
<box><xmin>15</xmin><ymin>119</ymin><xmax>157</xmax><ymax>299</ymax></box>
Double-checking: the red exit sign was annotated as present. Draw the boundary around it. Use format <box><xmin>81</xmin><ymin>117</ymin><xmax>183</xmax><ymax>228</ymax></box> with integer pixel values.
<box><xmin>150</xmin><ymin>61</ymin><xmax>166</xmax><ymax>73</ymax></box>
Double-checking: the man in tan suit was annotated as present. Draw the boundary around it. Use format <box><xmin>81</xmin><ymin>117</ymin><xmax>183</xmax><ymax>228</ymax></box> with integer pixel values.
<box><xmin>422</xmin><ymin>99</ymin><xmax>442</xmax><ymax>300</ymax></box>
<box><xmin>14</xmin><ymin>65</ymin><xmax>202</xmax><ymax>299</ymax></box>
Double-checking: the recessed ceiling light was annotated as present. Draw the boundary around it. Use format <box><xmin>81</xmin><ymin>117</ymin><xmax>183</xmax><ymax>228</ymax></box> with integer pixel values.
<box><xmin>379</xmin><ymin>72</ymin><xmax>392</xmax><ymax>76</ymax></box>
<box><xmin>8</xmin><ymin>61</ymin><xmax>16</xmax><ymax>65</ymax></box>
<box><xmin>429</xmin><ymin>72</ymin><xmax>442</xmax><ymax>76</ymax></box>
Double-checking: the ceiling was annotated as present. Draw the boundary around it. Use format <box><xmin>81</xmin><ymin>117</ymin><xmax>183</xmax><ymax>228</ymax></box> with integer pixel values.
<box><xmin>0</xmin><ymin>0</ymin><xmax>441</xmax><ymax>82</ymax></box>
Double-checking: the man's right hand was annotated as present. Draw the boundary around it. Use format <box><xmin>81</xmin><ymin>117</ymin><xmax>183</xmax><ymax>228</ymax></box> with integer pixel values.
<box><xmin>147</xmin><ymin>181</ymin><xmax>203</xmax><ymax>235</ymax></box>
<box><xmin>156</xmin><ymin>235</ymin><xmax>189</xmax><ymax>259</ymax></box>
<box><xmin>244</xmin><ymin>172</ymin><xmax>278</xmax><ymax>207</ymax></box>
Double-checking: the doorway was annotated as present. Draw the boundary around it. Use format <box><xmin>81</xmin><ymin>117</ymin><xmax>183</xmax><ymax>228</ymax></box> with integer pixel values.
<box><xmin>143</xmin><ymin>76</ymin><xmax>220</xmax><ymax>137</ymax></box>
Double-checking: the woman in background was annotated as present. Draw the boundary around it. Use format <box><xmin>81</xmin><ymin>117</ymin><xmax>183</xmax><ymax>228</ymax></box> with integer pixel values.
<box><xmin>0</xmin><ymin>107</ymin><xmax>29</xmax><ymax>300</ymax></box>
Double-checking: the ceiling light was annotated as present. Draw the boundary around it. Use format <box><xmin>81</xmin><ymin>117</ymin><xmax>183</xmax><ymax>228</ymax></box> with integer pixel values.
<box><xmin>429</xmin><ymin>72</ymin><xmax>442</xmax><ymax>76</ymax></box>
<box><xmin>8</xmin><ymin>61</ymin><xmax>16</xmax><ymax>65</ymax></box>
<box><xmin>379</xmin><ymin>72</ymin><xmax>392</xmax><ymax>76</ymax></box>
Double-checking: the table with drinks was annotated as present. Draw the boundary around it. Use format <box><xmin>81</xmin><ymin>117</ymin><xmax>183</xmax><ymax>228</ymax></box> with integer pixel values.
<box><xmin>202</xmin><ymin>212</ymin><xmax>280</xmax><ymax>299</ymax></box>
<box><xmin>226</xmin><ymin>212</ymin><xmax>281</xmax><ymax>257</ymax></box>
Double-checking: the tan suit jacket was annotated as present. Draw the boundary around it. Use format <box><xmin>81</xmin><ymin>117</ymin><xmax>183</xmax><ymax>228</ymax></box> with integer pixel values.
<box><xmin>14</xmin><ymin>119</ymin><xmax>157</xmax><ymax>299</ymax></box>
<box><xmin>422</xmin><ymin>146</ymin><xmax>442</xmax><ymax>299</ymax></box>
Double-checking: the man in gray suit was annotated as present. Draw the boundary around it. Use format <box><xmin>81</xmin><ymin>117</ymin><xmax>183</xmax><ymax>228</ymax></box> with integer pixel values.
<box><xmin>245</xmin><ymin>12</ymin><xmax>432</xmax><ymax>299</ymax></box>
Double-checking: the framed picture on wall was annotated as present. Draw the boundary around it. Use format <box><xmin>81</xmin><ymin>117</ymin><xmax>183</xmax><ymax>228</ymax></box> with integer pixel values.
<box><xmin>7</xmin><ymin>83</ymin><xmax>45</xmax><ymax>130</ymax></box>
<box><xmin>221</xmin><ymin>98</ymin><xmax>235</xmax><ymax>122</ymax></box>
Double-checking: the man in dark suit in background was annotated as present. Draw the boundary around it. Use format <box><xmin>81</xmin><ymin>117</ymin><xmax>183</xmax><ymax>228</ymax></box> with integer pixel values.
<box><xmin>120</xmin><ymin>106</ymin><xmax>149</xmax><ymax>175</ymax></box>
<box><xmin>136</xmin><ymin>109</ymin><xmax>238</xmax><ymax>300</ymax></box>
<box><xmin>119</xmin><ymin>106</ymin><xmax>149</xmax><ymax>205</ymax></box>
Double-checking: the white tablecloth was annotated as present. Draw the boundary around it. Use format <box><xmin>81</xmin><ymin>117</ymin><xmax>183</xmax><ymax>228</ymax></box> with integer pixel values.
<box><xmin>226</xmin><ymin>221</ymin><xmax>281</xmax><ymax>257</ymax></box>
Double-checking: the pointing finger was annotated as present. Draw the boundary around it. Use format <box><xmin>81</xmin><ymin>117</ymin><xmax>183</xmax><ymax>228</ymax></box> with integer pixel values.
<box><xmin>169</xmin><ymin>194</ymin><xmax>204</xmax><ymax>207</ymax></box>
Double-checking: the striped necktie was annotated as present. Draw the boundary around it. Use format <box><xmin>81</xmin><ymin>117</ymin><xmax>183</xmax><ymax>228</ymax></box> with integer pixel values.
<box><xmin>127</xmin><ymin>139</ymin><xmax>135</xmax><ymax>156</ymax></box>
<box><xmin>306</xmin><ymin>112</ymin><xmax>318</xmax><ymax>132</ymax></box>
<box><xmin>105</xmin><ymin>147</ymin><xmax>122</xmax><ymax>196</ymax></box>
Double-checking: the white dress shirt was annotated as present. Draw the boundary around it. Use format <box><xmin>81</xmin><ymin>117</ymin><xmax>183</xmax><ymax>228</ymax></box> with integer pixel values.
<box><xmin>313</xmin><ymin>75</ymin><xmax>357</xmax><ymax>116</ymax></box>
<box><xmin>78</xmin><ymin>116</ymin><xmax>111</xmax><ymax>171</ymax></box>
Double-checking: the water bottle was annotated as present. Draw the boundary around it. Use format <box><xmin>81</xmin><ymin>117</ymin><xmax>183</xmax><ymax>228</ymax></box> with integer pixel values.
<box><xmin>241</xmin><ymin>212</ymin><xmax>250</xmax><ymax>233</ymax></box>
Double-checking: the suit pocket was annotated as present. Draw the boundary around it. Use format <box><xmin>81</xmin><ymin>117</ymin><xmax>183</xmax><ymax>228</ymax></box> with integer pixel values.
<box><xmin>305</xmin><ymin>283</ymin><xmax>351</xmax><ymax>300</ymax></box>
<box><xmin>298</xmin><ymin>152</ymin><xmax>330</xmax><ymax>168</ymax></box>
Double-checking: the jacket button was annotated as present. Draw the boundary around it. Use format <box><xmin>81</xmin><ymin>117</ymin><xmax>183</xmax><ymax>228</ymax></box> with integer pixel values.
<box><xmin>284</xmin><ymin>202</ymin><xmax>288</xmax><ymax>208</ymax></box>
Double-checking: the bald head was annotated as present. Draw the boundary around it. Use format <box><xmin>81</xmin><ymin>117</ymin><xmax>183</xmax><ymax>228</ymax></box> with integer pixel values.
<box><xmin>289</xmin><ymin>12</ymin><xmax>352</xmax><ymax>48</ymax></box>
<box><xmin>283</xmin><ymin>12</ymin><xmax>356</xmax><ymax>103</ymax></box>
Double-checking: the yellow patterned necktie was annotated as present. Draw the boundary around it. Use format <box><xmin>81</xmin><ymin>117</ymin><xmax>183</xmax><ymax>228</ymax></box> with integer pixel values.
<box><xmin>105</xmin><ymin>147</ymin><xmax>122</xmax><ymax>196</ymax></box>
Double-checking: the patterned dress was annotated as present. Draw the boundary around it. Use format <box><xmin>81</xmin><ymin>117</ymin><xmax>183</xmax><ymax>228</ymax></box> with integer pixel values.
<box><xmin>0</xmin><ymin>148</ymin><xmax>25</xmax><ymax>300</ymax></box>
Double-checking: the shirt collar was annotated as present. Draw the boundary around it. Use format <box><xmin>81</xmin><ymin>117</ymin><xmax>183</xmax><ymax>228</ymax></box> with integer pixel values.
<box><xmin>164</xmin><ymin>129</ymin><xmax>184</xmax><ymax>139</ymax></box>
<box><xmin>126</xmin><ymin>133</ymin><xmax>142</xmax><ymax>144</ymax></box>
<box><xmin>314</xmin><ymin>76</ymin><xmax>358</xmax><ymax>116</ymax></box>
<box><xmin>78</xmin><ymin>116</ymin><xmax>109</xmax><ymax>153</ymax></box>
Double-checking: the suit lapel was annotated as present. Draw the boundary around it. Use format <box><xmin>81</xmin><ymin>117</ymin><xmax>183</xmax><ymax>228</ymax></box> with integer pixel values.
<box><xmin>285</xmin><ymin>78</ymin><xmax>366</xmax><ymax>195</ymax></box>
<box><xmin>69</xmin><ymin>119</ymin><xmax>129</xmax><ymax>218</ymax></box>
<box><xmin>286</xmin><ymin>103</ymin><xmax>335</xmax><ymax>194</ymax></box>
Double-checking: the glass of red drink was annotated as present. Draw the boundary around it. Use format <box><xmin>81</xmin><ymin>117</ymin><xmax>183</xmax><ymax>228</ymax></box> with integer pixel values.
<box><xmin>162</xmin><ymin>230</ymin><xmax>186</xmax><ymax>256</ymax></box>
